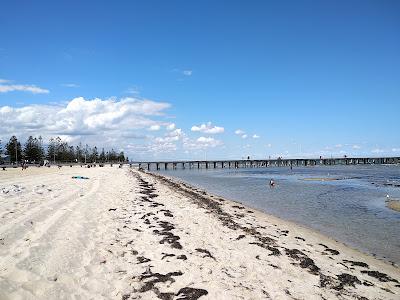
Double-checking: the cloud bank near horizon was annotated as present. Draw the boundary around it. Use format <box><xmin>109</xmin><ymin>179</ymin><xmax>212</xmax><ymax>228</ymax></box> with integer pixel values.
<box><xmin>0</xmin><ymin>97</ymin><xmax>226</xmax><ymax>159</ymax></box>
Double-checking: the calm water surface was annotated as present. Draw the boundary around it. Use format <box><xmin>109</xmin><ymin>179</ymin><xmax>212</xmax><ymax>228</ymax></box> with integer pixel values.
<box><xmin>156</xmin><ymin>165</ymin><xmax>400</xmax><ymax>264</ymax></box>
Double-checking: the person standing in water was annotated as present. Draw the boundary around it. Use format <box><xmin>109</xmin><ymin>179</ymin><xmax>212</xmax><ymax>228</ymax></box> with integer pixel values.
<box><xmin>269</xmin><ymin>179</ymin><xmax>275</xmax><ymax>187</ymax></box>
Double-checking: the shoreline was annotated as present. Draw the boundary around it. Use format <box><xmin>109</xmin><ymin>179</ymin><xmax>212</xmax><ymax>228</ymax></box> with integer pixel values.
<box><xmin>141</xmin><ymin>169</ymin><xmax>400</xmax><ymax>297</ymax></box>
<box><xmin>150</xmin><ymin>171</ymin><xmax>400</xmax><ymax>267</ymax></box>
<box><xmin>0</xmin><ymin>166</ymin><xmax>399</xmax><ymax>299</ymax></box>
<box><xmin>146</xmin><ymin>170</ymin><xmax>398</xmax><ymax>267</ymax></box>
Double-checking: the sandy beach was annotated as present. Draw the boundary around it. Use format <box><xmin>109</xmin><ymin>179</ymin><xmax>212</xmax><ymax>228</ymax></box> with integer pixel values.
<box><xmin>0</xmin><ymin>166</ymin><xmax>399</xmax><ymax>299</ymax></box>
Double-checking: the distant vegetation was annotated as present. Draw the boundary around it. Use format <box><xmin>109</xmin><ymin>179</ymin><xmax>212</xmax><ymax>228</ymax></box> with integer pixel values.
<box><xmin>0</xmin><ymin>135</ymin><xmax>127</xmax><ymax>164</ymax></box>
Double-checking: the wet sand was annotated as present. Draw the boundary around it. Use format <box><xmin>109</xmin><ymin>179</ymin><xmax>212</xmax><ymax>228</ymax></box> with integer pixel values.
<box><xmin>0</xmin><ymin>166</ymin><xmax>399</xmax><ymax>299</ymax></box>
<box><xmin>387</xmin><ymin>200</ymin><xmax>400</xmax><ymax>212</ymax></box>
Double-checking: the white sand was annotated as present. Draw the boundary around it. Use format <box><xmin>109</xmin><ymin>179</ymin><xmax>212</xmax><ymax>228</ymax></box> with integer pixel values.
<box><xmin>0</xmin><ymin>166</ymin><xmax>399</xmax><ymax>299</ymax></box>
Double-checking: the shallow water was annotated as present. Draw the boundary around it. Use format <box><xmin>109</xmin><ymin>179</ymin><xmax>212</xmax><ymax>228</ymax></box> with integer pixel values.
<box><xmin>156</xmin><ymin>165</ymin><xmax>400</xmax><ymax>264</ymax></box>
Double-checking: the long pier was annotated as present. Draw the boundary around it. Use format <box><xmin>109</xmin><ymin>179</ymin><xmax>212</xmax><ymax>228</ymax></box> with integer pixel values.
<box><xmin>134</xmin><ymin>156</ymin><xmax>400</xmax><ymax>171</ymax></box>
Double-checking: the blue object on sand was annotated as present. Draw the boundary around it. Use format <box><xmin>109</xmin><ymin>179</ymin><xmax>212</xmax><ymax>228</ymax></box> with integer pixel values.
<box><xmin>72</xmin><ymin>176</ymin><xmax>89</xmax><ymax>180</ymax></box>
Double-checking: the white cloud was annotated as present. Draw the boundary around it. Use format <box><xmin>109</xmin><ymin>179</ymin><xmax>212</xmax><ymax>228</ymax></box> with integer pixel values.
<box><xmin>61</xmin><ymin>83</ymin><xmax>79</xmax><ymax>88</ymax></box>
<box><xmin>392</xmin><ymin>148</ymin><xmax>400</xmax><ymax>152</ymax></box>
<box><xmin>166</xmin><ymin>123</ymin><xmax>176</xmax><ymax>131</ymax></box>
<box><xmin>156</xmin><ymin>128</ymin><xmax>184</xmax><ymax>143</ymax></box>
<box><xmin>235</xmin><ymin>129</ymin><xmax>245</xmax><ymax>135</ymax></box>
<box><xmin>371</xmin><ymin>148</ymin><xmax>384</xmax><ymax>154</ymax></box>
<box><xmin>0</xmin><ymin>97</ymin><xmax>171</xmax><ymax>149</ymax></box>
<box><xmin>167</xmin><ymin>128</ymin><xmax>183</xmax><ymax>138</ymax></box>
<box><xmin>266</xmin><ymin>143</ymin><xmax>272</xmax><ymax>148</ymax></box>
<box><xmin>148</xmin><ymin>125</ymin><xmax>161</xmax><ymax>131</ymax></box>
<box><xmin>127</xmin><ymin>142</ymin><xmax>177</xmax><ymax>155</ymax></box>
<box><xmin>182</xmin><ymin>70</ymin><xmax>192</xmax><ymax>76</ymax></box>
<box><xmin>335</xmin><ymin>144</ymin><xmax>343</xmax><ymax>148</ymax></box>
<box><xmin>252</xmin><ymin>134</ymin><xmax>260</xmax><ymax>139</ymax></box>
<box><xmin>180</xmin><ymin>132</ymin><xmax>224</xmax><ymax>150</ymax></box>
<box><xmin>197</xmin><ymin>137</ymin><xmax>214</xmax><ymax>143</ymax></box>
<box><xmin>0</xmin><ymin>79</ymin><xmax>11</xmax><ymax>83</ymax></box>
<box><xmin>0</xmin><ymin>84</ymin><xmax>49</xmax><ymax>94</ymax></box>
<box><xmin>183</xmin><ymin>136</ymin><xmax>222</xmax><ymax>150</ymax></box>
<box><xmin>352</xmin><ymin>145</ymin><xmax>361</xmax><ymax>149</ymax></box>
<box><xmin>191</xmin><ymin>122</ymin><xmax>224</xmax><ymax>134</ymax></box>
<box><xmin>241</xmin><ymin>134</ymin><xmax>248</xmax><ymax>139</ymax></box>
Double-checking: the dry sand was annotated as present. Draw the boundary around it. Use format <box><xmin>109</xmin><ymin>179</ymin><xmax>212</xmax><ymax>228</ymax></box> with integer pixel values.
<box><xmin>0</xmin><ymin>166</ymin><xmax>399</xmax><ymax>299</ymax></box>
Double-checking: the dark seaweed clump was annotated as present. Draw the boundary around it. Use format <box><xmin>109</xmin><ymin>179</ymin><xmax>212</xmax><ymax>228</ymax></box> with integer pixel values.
<box><xmin>336</xmin><ymin>273</ymin><xmax>361</xmax><ymax>288</ymax></box>
<box><xmin>319</xmin><ymin>243</ymin><xmax>340</xmax><ymax>255</ymax></box>
<box><xmin>320</xmin><ymin>273</ymin><xmax>361</xmax><ymax>290</ymax></box>
<box><xmin>176</xmin><ymin>287</ymin><xmax>208</xmax><ymax>300</ymax></box>
<box><xmin>153</xmin><ymin>220</ymin><xmax>183</xmax><ymax>249</ymax></box>
<box><xmin>132</xmin><ymin>269</ymin><xmax>208</xmax><ymax>300</ymax></box>
<box><xmin>343</xmin><ymin>259</ymin><xmax>369</xmax><ymax>268</ymax></box>
<box><xmin>361</xmin><ymin>270</ymin><xmax>399</xmax><ymax>283</ymax></box>
<box><xmin>137</xmin><ymin>270</ymin><xmax>183</xmax><ymax>299</ymax></box>
<box><xmin>195</xmin><ymin>248</ymin><xmax>216</xmax><ymax>261</ymax></box>
<box><xmin>285</xmin><ymin>248</ymin><xmax>320</xmax><ymax>275</ymax></box>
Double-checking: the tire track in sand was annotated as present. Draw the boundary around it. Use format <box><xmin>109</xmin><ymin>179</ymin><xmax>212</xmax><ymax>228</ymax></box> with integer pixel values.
<box><xmin>0</xmin><ymin>175</ymin><xmax>100</xmax><ymax>282</ymax></box>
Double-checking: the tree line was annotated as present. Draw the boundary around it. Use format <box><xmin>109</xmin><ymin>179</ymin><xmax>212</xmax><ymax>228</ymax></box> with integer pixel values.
<box><xmin>0</xmin><ymin>136</ymin><xmax>127</xmax><ymax>164</ymax></box>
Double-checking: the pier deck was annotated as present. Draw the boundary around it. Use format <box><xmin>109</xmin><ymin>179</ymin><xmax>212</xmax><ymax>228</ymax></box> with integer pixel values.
<box><xmin>134</xmin><ymin>157</ymin><xmax>400</xmax><ymax>171</ymax></box>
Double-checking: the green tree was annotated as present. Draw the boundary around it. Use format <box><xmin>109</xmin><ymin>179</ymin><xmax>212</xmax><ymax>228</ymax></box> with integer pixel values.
<box><xmin>99</xmin><ymin>148</ymin><xmax>106</xmax><ymax>162</ymax></box>
<box><xmin>67</xmin><ymin>146</ymin><xmax>75</xmax><ymax>162</ymax></box>
<box><xmin>84</xmin><ymin>144</ymin><xmax>89</xmax><ymax>163</ymax></box>
<box><xmin>75</xmin><ymin>143</ymin><xmax>83</xmax><ymax>162</ymax></box>
<box><xmin>0</xmin><ymin>139</ymin><xmax>3</xmax><ymax>163</ymax></box>
<box><xmin>23</xmin><ymin>136</ymin><xmax>45</xmax><ymax>162</ymax></box>
<box><xmin>6</xmin><ymin>136</ymin><xmax>22</xmax><ymax>163</ymax></box>
<box><xmin>47</xmin><ymin>137</ymin><xmax>57</xmax><ymax>162</ymax></box>
<box><xmin>90</xmin><ymin>146</ymin><xmax>99</xmax><ymax>162</ymax></box>
<box><xmin>109</xmin><ymin>148</ymin><xmax>117</xmax><ymax>162</ymax></box>
<box><xmin>118</xmin><ymin>151</ymin><xmax>125</xmax><ymax>162</ymax></box>
<box><xmin>37</xmin><ymin>136</ymin><xmax>45</xmax><ymax>161</ymax></box>
<box><xmin>24</xmin><ymin>136</ymin><xmax>37</xmax><ymax>162</ymax></box>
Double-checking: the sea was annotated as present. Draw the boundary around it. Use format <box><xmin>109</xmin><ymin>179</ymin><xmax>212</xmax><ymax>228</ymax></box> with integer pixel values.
<box><xmin>156</xmin><ymin>164</ymin><xmax>400</xmax><ymax>265</ymax></box>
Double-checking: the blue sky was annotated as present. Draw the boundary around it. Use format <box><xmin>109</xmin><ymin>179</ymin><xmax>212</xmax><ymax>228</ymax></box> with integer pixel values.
<box><xmin>1</xmin><ymin>1</ymin><xmax>399</xmax><ymax>160</ymax></box>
